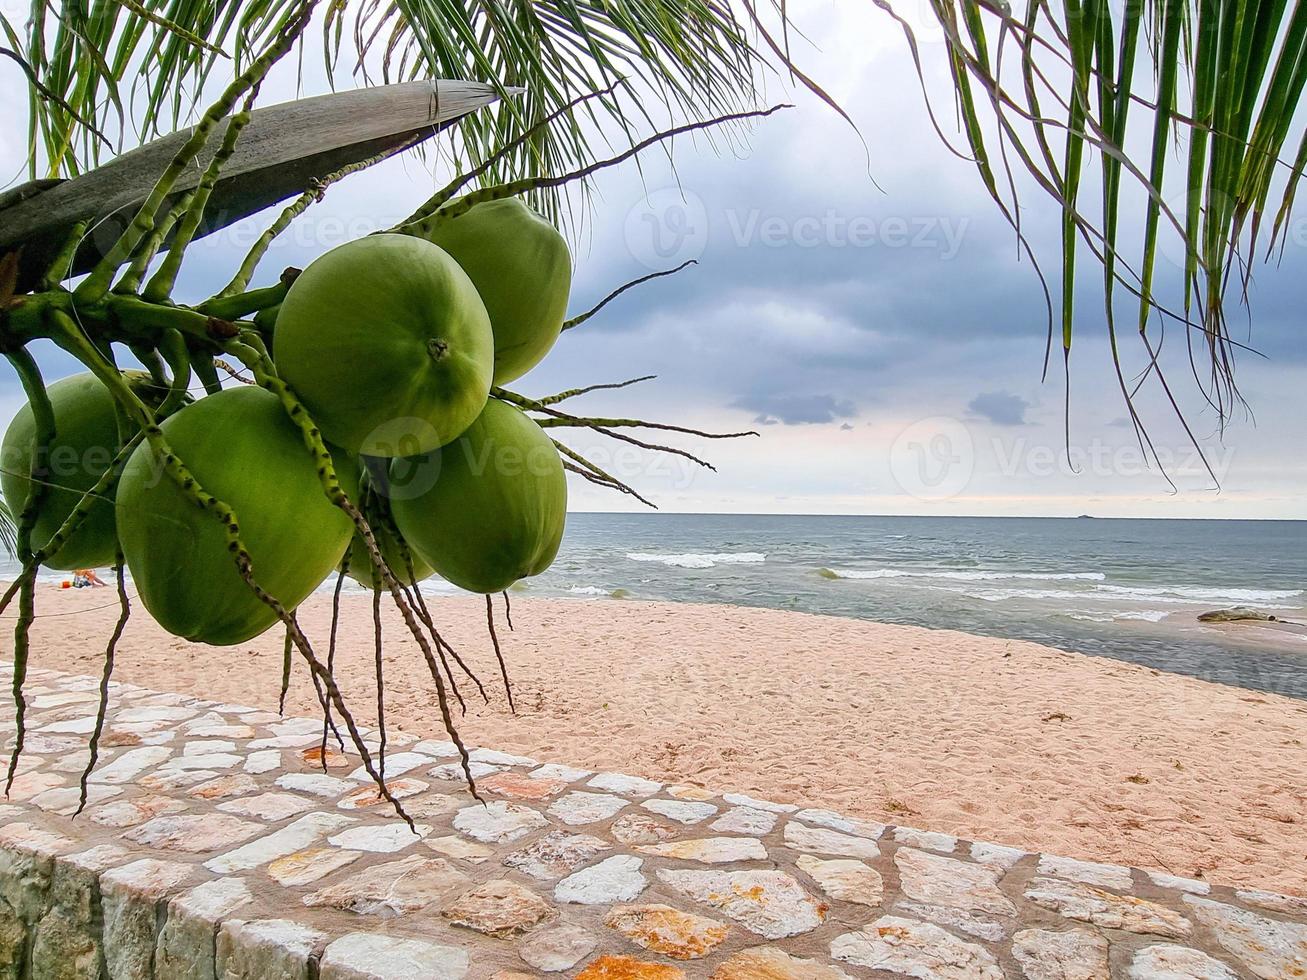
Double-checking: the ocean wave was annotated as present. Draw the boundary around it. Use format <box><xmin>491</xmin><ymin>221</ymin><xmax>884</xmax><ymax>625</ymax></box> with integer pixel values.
<box><xmin>968</xmin><ymin>588</ymin><xmax>1086</xmax><ymax>602</ymax></box>
<box><xmin>1094</xmin><ymin>584</ymin><xmax>1304</xmax><ymax>606</ymax></box>
<box><xmin>567</xmin><ymin>585</ymin><xmax>631</xmax><ymax>599</ymax></box>
<box><xmin>970</xmin><ymin>583</ymin><xmax>1304</xmax><ymax>608</ymax></box>
<box><xmin>626</xmin><ymin>552</ymin><xmax>766</xmax><ymax>569</ymax></box>
<box><xmin>820</xmin><ymin>567</ymin><xmax>1105</xmax><ymax>582</ymax></box>
<box><xmin>1070</xmin><ymin>609</ymin><xmax>1172</xmax><ymax>623</ymax></box>
<box><xmin>817</xmin><ymin>566</ymin><xmax>1302</xmax><ymax>609</ymax></box>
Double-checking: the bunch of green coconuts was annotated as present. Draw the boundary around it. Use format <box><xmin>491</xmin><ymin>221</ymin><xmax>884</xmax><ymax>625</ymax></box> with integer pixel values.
<box><xmin>2</xmin><ymin>199</ymin><xmax>571</xmax><ymax>646</ymax></box>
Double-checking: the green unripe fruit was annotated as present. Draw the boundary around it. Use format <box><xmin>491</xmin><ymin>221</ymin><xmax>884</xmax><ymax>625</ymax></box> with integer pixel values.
<box><xmin>253</xmin><ymin>302</ymin><xmax>279</xmax><ymax>354</ymax></box>
<box><xmin>274</xmin><ymin>235</ymin><xmax>494</xmax><ymax>456</ymax></box>
<box><xmin>419</xmin><ymin>199</ymin><xmax>572</xmax><ymax>384</ymax></box>
<box><xmin>115</xmin><ymin>386</ymin><xmax>354</xmax><ymax>645</ymax></box>
<box><xmin>1</xmin><ymin>371</ymin><xmax>165</xmax><ymax>570</ymax></box>
<box><xmin>344</xmin><ymin>521</ymin><xmax>434</xmax><ymax>591</ymax></box>
<box><xmin>254</xmin><ymin>303</ymin><xmax>280</xmax><ymax>330</ymax></box>
<box><xmin>389</xmin><ymin>398</ymin><xmax>566</xmax><ymax>594</ymax></box>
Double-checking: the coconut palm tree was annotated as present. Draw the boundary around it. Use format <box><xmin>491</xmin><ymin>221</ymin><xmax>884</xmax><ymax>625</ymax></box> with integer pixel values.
<box><xmin>0</xmin><ymin>0</ymin><xmax>1300</xmax><ymax>811</ymax></box>
<box><xmin>1</xmin><ymin>0</ymin><xmax>1302</xmax><ymax>448</ymax></box>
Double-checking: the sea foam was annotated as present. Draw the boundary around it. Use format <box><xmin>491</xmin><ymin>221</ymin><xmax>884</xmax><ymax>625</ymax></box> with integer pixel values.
<box><xmin>820</xmin><ymin>567</ymin><xmax>1105</xmax><ymax>582</ymax></box>
<box><xmin>626</xmin><ymin>552</ymin><xmax>766</xmax><ymax>569</ymax></box>
<box><xmin>1094</xmin><ymin>584</ymin><xmax>1304</xmax><ymax>605</ymax></box>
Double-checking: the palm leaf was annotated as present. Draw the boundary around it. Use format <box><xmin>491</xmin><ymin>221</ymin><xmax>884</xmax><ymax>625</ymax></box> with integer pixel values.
<box><xmin>6</xmin><ymin>0</ymin><xmax>1304</xmax><ymax>435</ymax></box>
<box><xmin>0</xmin><ymin>498</ymin><xmax>16</xmax><ymax>559</ymax></box>
<box><xmin>8</xmin><ymin>0</ymin><xmax>761</xmax><ymax>221</ymax></box>
<box><xmin>841</xmin><ymin>0</ymin><xmax>1305</xmax><ymax>433</ymax></box>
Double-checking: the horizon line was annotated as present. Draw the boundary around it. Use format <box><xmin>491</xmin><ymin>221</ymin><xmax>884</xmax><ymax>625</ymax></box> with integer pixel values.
<box><xmin>565</xmin><ymin>511</ymin><xmax>1307</xmax><ymax>522</ymax></box>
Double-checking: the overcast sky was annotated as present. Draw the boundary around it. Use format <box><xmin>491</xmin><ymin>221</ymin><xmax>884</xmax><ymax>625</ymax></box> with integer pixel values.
<box><xmin>3</xmin><ymin>0</ymin><xmax>1304</xmax><ymax>519</ymax></box>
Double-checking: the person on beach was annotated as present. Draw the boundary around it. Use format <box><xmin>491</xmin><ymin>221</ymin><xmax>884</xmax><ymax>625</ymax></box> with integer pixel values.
<box><xmin>72</xmin><ymin>568</ymin><xmax>107</xmax><ymax>588</ymax></box>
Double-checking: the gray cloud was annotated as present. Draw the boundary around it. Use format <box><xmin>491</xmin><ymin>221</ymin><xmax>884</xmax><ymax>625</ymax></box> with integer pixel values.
<box><xmin>968</xmin><ymin>391</ymin><xmax>1031</xmax><ymax>426</ymax></box>
<box><xmin>733</xmin><ymin>393</ymin><xmax>857</xmax><ymax>426</ymax></box>
<box><xmin>4</xmin><ymin>28</ymin><xmax>1301</xmax><ymax>517</ymax></box>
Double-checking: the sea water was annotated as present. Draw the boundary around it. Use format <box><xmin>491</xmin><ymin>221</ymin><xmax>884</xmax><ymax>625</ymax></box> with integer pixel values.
<box><xmin>527</xmin><ymin>514</ymin><xmax>1307</xmax><ymax>699</ymax></box>
<box><xmin>5</xmin><ymin>514</ymin><xmax>1304</xmax><ymax>698</ymax></box>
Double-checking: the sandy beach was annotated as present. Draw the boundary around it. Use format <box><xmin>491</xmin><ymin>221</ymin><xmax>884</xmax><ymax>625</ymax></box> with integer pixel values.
<box><xmin>8</xmin><ymin>586</ymin><xmax>1306</xmax><ymax>896</ymax></box>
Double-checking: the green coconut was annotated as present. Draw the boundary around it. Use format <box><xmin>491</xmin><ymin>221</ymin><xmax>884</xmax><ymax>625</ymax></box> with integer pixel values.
<box><xmin>418</xmin><ymin>198</ymin><xmax>572</xmax><ymax>385</ymax></box>
<box><xmin>274</xmin><ymin>234</ymin><xmax>494</xmax><ymax>456</ymax></box>
<box><xmin>1</xmin><ymin>371</ymin><xmax>166</xmax><ymax>570</ymax></box>
<box><xmin>115</xmin><ymin>386</ymin><xmax>355</xmax><ymax>645</ymax></box>
<box><xmin>344</xmin><ymin>520</ymin><xmax>434</xmax><ymax>590</ymax></box>
<box><xmin>389</xmin><ymin>398</ymin><xmax>566</xmax><ymax>594</ymax></box>
<box><xmin>342</xmin><ymin>464</ymin><xmax>433</xmax><ymax>589</ymax></box>
<box><xmin>253</xmin><ymin>302</ymin><xmax>280</xmax><ymax>354</ymax></box>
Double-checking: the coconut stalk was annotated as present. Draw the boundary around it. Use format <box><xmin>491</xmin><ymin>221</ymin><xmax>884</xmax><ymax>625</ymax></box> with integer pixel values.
<box><xmin>46</xmin><ymin>311</ymin><xmax>416</xmax><ymax>819</ymax></box>
<box><xmin>2</xmin><ymin>348</ymin><xmax>53</xmax><ymax>791</ymax></box>
<box><xmin>0</xmin><ymin>68</ymin><xmax>782</xmax><ymax>817</ymax></box>
<box><xmin>76</xmin><ymin>560</ymin><xmax>130</xmax><ymax>814</ymax></box>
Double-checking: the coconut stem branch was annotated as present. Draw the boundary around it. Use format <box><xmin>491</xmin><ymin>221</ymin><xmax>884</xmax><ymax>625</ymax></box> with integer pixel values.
<box><xmin>227</xmin><ymin>338</ymin><xmax>481</xmax><ymax>800</ymax></box>
<box><xmin>2</xmin><ymin>289</ymin><xmax>244</xmax><ymax>349</ymax></box>
<box><xmin>114</xmin><ymin>198</ymin><xmax>189</xmax><ymax>295</ymax></box>
<box><xmin>2</xmin><ymin>347</ymin><xmax>53</xmax><ymax>791</ymax></box>
<box><xmin>190</xmin><ymin>350</ymin><xmax>224</xmax><ymax>395</ymax></box>
<box><xmin>494</xmin><ymin>385</ymin><xmax>756</xmax><ymax>473</ymax></box>
<box><xmin>215</xmin><ymin>136</ymin><xmax>416</xmax><ymax>300</ymax></box>
<box><xmin>40</xmin><ymin>221</ymin><xmax>89</xmax><ymax>292</ymax></box>
<box><xmin>198</xmin><ymin>282</ymin><xmax>288</xmax><ymax>321</ymax></box>
<box><xmin>73</xmin><ymin>1</ymin><xmax>314</xmax><ymax>304</ymax></box>
<box><xmin>143</xmin><ymin>100</ymin><xmax>256</xmax><ymax>303</ymax></box>
<box><xmin>397</xmin><ymin>104</ymin><xmax>794</xmax><ymax>238</ymax></box>
<box><xmin>536</xmin><ymin>415</ymin><xmax>759</xmax><ymax>440</ymax></box>
<box><xmin>77</xmin><ymin>561</ymin><xmax>130</xmax><ymax>814</ymax></box>
<box><xmin>554</xmin><ymin>441</ymin><xmax>657</xmax><ymax>509</ymax></box>
<box><xmin>562</xmin><ymin>261</ymin><xmax>697</xmax><ymax>331</ymax></box>
<box><xmin>534</xmin><ymin>376</ymin><xmax>656</xmax><ymax>406</ymax></box>
<box><xmin>46</xmin><ymin>312</ymin><xmax>412</xmax><ymax>820</ymax></box>
<box><xmin>399</xmin><ymin>81</ymin><xmax>624</xmax><ymax>228</ymax></box>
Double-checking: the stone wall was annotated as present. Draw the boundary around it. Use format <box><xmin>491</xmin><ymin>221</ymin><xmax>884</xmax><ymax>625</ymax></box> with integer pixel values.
<box><xmin>1</xmin><ymin>660</ymin><xmax>1305</xmax><ymax>978</ymax></box>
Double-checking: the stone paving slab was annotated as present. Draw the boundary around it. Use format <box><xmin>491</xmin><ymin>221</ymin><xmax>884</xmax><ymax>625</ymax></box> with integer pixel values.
<box><xmin>1</xmin><ymin>660</ymin><xmax>1304</xmax><ymax>979</ymax></box>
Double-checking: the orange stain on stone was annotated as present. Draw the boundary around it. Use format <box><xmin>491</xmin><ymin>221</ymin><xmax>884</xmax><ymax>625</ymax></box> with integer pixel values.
<box><xmin>101</xmin><ymin>731</ymin><xmax>142</xmax><ymax>747</ymax></box>
<box><xmin>604</xmin><ymin>904</ymin><xmax>730</xmax><ymax>959</ymax></box>
<box><xmin>575</xmin><ymin>955</ymin><xmax>687</xmax><ymax>979</ymax></box>
<box><xmin>478</xmin><ymin>770</ymin><xmax>568</xmax><ymax>800</ymax></box>
<box><xmin>710</xmin><ymin>947</ymin><xmax>854</xmax><ymax>978</ymax></box>
<box><xmin>337</xmin><ymin>778</ymin><xmax>427</xmax><ymax>809</ymax></box>
<box><xmin>299</xmin><ymin>745</ymin><xmax>349</xmax><ymax>768</ymax></box>
<box><xmin>189</xmin><ymin>774</ymin><xmax>258</xmax><ymax>801</ymax></box>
